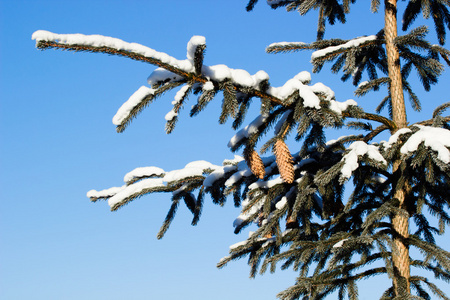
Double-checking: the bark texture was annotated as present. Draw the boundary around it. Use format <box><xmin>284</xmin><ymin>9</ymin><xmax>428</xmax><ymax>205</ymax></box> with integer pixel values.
<box><xmin>384</xmin><ymin>0</ymin><xmax>410</xmax><ymax>295</ymax></box>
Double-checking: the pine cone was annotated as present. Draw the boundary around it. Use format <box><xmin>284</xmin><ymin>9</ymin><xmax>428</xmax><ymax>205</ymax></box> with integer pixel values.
<box><xmin>286</xmin><ymin>214</ymin><xmax>299</xmax><ymax>229</ymax></box>
<box><xmin>274</xmin><ymin>139</ymin><xmax>295</xmax><ymax>184</ymax></box>
<box><xmin>244</xmin><ymin>146</ymin><xmax>265</xmax><ymax>179</ymax></box>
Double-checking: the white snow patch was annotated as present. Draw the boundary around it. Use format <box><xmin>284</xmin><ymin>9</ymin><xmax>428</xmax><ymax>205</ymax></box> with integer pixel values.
<box><xmin>97</xmin><ymin>160</ymin><xmax>221</xmax><ymax>208</ymax></box>
<box><xmin>32</xmin><ymin>30</ymin><xmax>196</xmax><ymax>72</ymax></box>
<box><xmin>295</xmin><ymin>71</ymin><xmax>312</xmax><ymax>83</ymax></box>
<box><xmin>229</xmin><ymin>240</ymin><xmax>248</xmax><ymax>249</ymax></box>
<box><xmin>203</xmin><ymin>165</ymin><xmax>237</xmax><ymax>188</ymax></box>
<box><xmin>223</xmin><ymin>155</ymin><xmax>245</xmax><ymax>165</ymax></box>
<box><xmin>332</xmin><ymin>238</ymin><xmax>349</xmax><ymax>248</ymax></box>
<box><xmin>87</xmin><ymin>186</ymin><xmax>125</xmax><ymax>199</ymax></box>
<box><xmin>123</xmin><ymin>166</ymin><xmax>165</xmax><ymax>183</ymax></box>
<box><xmin>264</xmin><ymin>71</ymin><xmax>351</xmax><ymax>112</ymax></box>
<box><xmin>172</xmin><ymin>85</ymin><xmax>190</xmax><ymax>105</ymax></box>
<box><xmin>165</xmin><ymin>110</ymin><xmax>177</xmax><ymax>121</ymax></box>
<box><xmin>234</xmin><ymin>196</ymin><xmax>266</xmax><ymax>227</ymax></box>
<box><xmin>298</xmin><ymin>84</ymin><xmax>321</xmax><ymax>108</ymax></box>
<box><xmin>329</xmin><ymin>99</ymin><xmax>357</xmax><ymax>115</ymax></box>
<box><xmin>147</xmin><ymin>68</ymin><xmax>181</xmax><ymax>86</ymax></box>
<box><xmin>371</xmin><ymin>175</ymin><xmax>386</xmax><ymax>184</ymax></box>
<box><xmin>266</xmin><ymin>72</ymin><xmax>312</xmax><ymax>101</ymax></box>
<box><xmin>267</xmin><ymin>41</ymin><xmax>306</xmax><ymax>49</ymax></box>
<box><xmin>108</xmin><ymin>178</ymin><xmax>164</xmax><ymax>208</ymax></box>
<box><xmin>202</xmin><ymin>65</ymin><xmax>268</xmax><ymax>88</ymax></box>
<box><xmin>261</xmin><ymin>237</ymin><xmax>276</xmax><ymax>248</ymax></box>
<box><xmin>203</xmin><ymin>81</ymin><xmax>214</xmax><ymax>91</ymax></box>
<box><xmin>400</xmin><ymin>126</ymin><xmax>450</xmax><ymax>163</ymax></box>
<box><xmin>274</xmin><ymin>110</ymin><xmax>292</xmax><ymax>135</ymax></box>
<box><xmin>248</xmin><ymin>177</ymin><xmax>284</xmax><ymax>190</ymax></box>
<box><xmin>358</xmin><ymin>81</ymin><xmax>369</xmax><ymax>88</ymax></box>
<box><xmin>326</xmin><ymin>135</ymin><xmax>352</xmax><ymax>146</ymax></box>
<box><xmin>341</xmin><ymin>141</ymin><xmax>386</xmax><ymax>179</ymax></box>
<box><xmin>253</xmin><ymin>70</ymin><xmax>270</xmax><ymax>83</ymax></box>
<box><xmin>228</xmin><ymin>115</ymin><xmax>268</xmax><ymax>148</ymax></box>
<box><xmin>184</xmin><ymin>160</ymin><xmax>220</xmax><ymax>170</ymax></box>
<box><xmin>163</xmin><ymin>167</ymin><xmax>203</xmax><ymax>183</ymax></box>
<box><xmin>113</xmin><ymin>86</ymin><xmax>155</xmax><ymax>125</ymax></box>
<box><xmin>310</xmin><ymin>82</ymin><xmax>335</xmax><ymax>100</ymax></box>
<box><xmin>230</xmin><ymin>69</ymin><xmax>255</xmax><ymax>87</ymax></box>
<box><xmin>202</xmin><ymin>64</ymin><xmax>231</xmax><ymax>82</ymax></box>
<box><xmin>225</xmin><ymin>169</ymin><xmax>253</xmax><ymax>187</ymax></box>
<box><xmin>274</xmin><ymin>185</ymin><xmax>297</xmax><ymax>210</ymax></box>
<box><xmin>311</xmin><ymin>35</ymin><xmax>377</xmax><ymax>60</ymax></box>
<box><xmin>381</xmin><ymin>128</ymin><xmax>412</xmax><ymax>149</ymax></box>
<box><xmin>186</xmin><ymin>35</ymin><xmax>206</xmax><ymax>61</ymax></box>
<box><xmin>275</xmin><ymin>197</ymin><xmax>287</xmax><ymax>210</ymax></box>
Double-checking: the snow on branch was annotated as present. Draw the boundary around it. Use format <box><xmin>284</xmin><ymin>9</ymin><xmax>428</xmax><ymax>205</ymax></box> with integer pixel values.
<box><xmin>311</xmin><ymin>35</ymin><xmax>378</xmax><ymax>61</ymax></box>
<box><xmin>107</xmin><ymin>178</ymin><xmax>166</xmax><ymax>210</ymax></box>
<box><xmin>340</xmin><ymin>141</ymin><xmax>387</xmax><ymax>180</ymax></box>
<box><xmin>32</xmin><ymin>30</ymin><xmax>283</xmax><ymax>124</ymax></box>
<box><xmin>32</xmin><ymin>30</ymin><xmax>203</xmax><ymax>73</ymax></box>
<box><xmin>32</xmin><ymin>30</ymin><xmax>272</xmax><ymax>93</ymax></box>
<box><xmin>265</xmin><ymin>71</ymin><xmax>357</xmax><ymax>113</ymax></box>
<box><xmin>400</xmin><ymin>125</ymin><xmax>450</xmax><ymax>163</ymax></box>
<box><xmin>227</xmin><ymin>74</ymin><xmax>358</xmax><ymax>150</ymax></box>
<box><xmin>266</xmin><ymin>41</ymin><xmax>309</xmax><ymax>54</ymax></box>
<box><xmin>228</xmin><ymin>115</ymin><xmax>268</xmax><ymax>150</ymax></box>
<box><xmin>113</xmin><ymin>86</ymin><xmax>156</xmax><ymax>126</ymax></box>
<box><xmin>87</xmin><ymin>186</ymin><xmax>125</xmax><ymax>202</ymax></box>
<box><xmin>33</xmin><ymin>30</ymin><xmax>396</xmax><ymax>133</ymax></box>
<box><xmin>123</xmin><ymin>166</ymin><xmax>165</xmax><ymax>184</ymax></box>
<box><xmin>87</xmin><ymin>160</ymin><xmax>221</xmax><ymax>210</ymax></box>
<box><xmin>380</xmin><ymin>128</ymin><xmax>413</xmax><ymax>149</ymax></box>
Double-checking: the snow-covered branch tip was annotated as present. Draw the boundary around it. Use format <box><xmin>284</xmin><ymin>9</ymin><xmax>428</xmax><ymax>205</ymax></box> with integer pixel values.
<box><xmin>87</xmin><ymin>160</ymin><xmax>221</xmax><ymax>211</ymax></box>
<box><xmin>310</xmin><ymin>35</ymin><xmax>379</xmax><ymax>61</ymax></box>
<box><xmin>31</xmin><ymin>30</ymin><xmax>207</xmax><ymax>83</ymax></box>
<box><xmin>31</xmin><ymin>30</ymin><xmax>283</xmax><ymax>102</ymax></box>
<box><xmin>32</xmin><ymin>30</ymin><xmax>290</xmax><ymax>131</ymax></box>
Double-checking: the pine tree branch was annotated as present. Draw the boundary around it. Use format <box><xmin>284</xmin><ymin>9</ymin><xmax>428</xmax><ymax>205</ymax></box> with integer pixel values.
<box><xmin>343</xmin><ymin>111</ymin><xmax>397</xmax><ymax>131</ymax></box>
<box><xmin>36</xmin><ymin>40</ymin><xmax>286</xmax><ymax>106</ymax></box>
<box><xmin>36</xmin><ymin>35</ymin><xmax>397</xmax><ymax>131</ymax></box>
<box><xmin>311</xmin><ymin>38</ymin><xmax>381</xmax><ymax>63</ymax></box>
<box><xmin>36</xmin><ymin>40</ymin><xmax>200</xmax><ymax>82</ymax></box>
<box><xmin>364</xmin><ymin>124</ymin><xmax>389</xmax><ymax>142</ymax></box>
<box><xmin>415</xmin><ymin>116</ymin><xmax>450</xmax><ymax>126</ymax></box>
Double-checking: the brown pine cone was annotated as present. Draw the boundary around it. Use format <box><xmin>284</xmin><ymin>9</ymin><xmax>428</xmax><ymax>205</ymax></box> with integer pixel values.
<box><xmin>286</xmin><ymin>214</ymin><xmax>299</xmax><ymax>229</ymax></box>
<box><xmin>244</xmin><ymin>146</ymin><xmax>265</xmax><ymax>179</ymax></box>
<box><xmin>274</xmin><ymin>139</ymin><xmax>295</xmax><ymax>184</ymax></box>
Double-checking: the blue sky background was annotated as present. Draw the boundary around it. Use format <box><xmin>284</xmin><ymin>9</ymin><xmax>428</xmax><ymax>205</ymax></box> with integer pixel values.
<box><xmin>1</xmin><ymin>1</ymin><xmax>449</xmax><ymax>299</ymax></box>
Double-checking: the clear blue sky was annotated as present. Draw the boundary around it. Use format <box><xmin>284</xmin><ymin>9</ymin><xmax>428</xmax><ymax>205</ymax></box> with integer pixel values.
<box><xmin>1</xmin><ymin>1</ymin><xmax>449</xmax><ymax>299</ymax></box>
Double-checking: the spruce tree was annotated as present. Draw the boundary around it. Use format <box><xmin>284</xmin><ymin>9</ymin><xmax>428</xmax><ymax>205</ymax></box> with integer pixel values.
<box><xmin>32</xmin><ymin>1</ymin><xmax>450</xmax><ymax>299</ymax></box>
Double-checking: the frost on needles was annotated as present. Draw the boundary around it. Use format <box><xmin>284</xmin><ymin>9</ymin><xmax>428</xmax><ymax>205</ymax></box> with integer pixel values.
<box><xmin>33</xmin><ymin>2</ymin><xmax>450</xmax><ymax>298</ymax></box>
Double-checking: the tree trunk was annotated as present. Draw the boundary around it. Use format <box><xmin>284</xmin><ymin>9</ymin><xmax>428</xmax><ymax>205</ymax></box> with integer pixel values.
<box><xmin>384</xmin><ymin>0</ymin><xmax>407</xmax><ymax>128</ymax></box>
<box><xmin>384</xmin><ymin>0</ymin><xmax>410</xmax><ymax>295</ymax></box>
<box><xmin>391</xmin><ymin>182</ymin><xmax>410</xmax><ymax>295</ymax></box>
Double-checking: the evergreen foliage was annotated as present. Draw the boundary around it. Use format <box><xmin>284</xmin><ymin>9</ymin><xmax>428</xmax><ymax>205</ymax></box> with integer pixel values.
<box><xmin>33</xmin><ymin>1</ymin><xmax>450</xmax><ymax>299</ymax></box>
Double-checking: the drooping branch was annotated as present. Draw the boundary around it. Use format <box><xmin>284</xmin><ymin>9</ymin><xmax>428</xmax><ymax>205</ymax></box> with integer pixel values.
<box><xmin>343</xmin><ymin>111</ymin><xmax>397</xmax><ymax>131</ymax></box>
<box><xmin>34</xmin><ymin>38</ymin><xmax>285</xmax><ymax>106</ymax></box>
<box><xmin>416</xmin><ymin>116</ymin><xmax>450</xmax><ymax>126</ymax></box>
<box><xmin>364</xmin><ymin>124</ymin><xmax>390</xmax><ymax>142</ymax></box>
<box><xmin>36</xmin><ymin>40</ymin><xmax>204</xmax><ymax>83</ymax></box>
